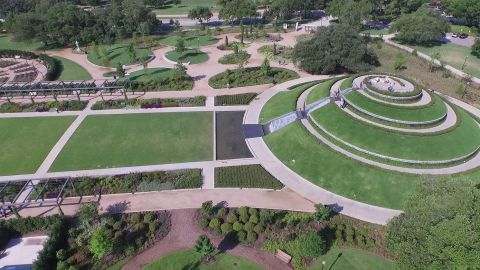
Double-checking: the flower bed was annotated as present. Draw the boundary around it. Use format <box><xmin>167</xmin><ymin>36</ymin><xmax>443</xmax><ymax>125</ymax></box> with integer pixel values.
<box><xmin>208</xmin><ymin>67</ymin><xmax>299</xmax><ymax>89</ymax></box>
<box><xmin>215</xmin><ymin>93</ymin><xmax>257</xmax><ymax>105</ymax></box>
<box><xmin>218</xmin><ymin>51</ymin><xmax>251</xmax><ymax>65</ymax></box>
<box><xmin>91</xmin><ymin>97</ymin><xmax>206</xmax><ymax>110</ymax></box>
<box><xmin>0</xmin><ymin>100</ymin><xmax>87</xmax><ymax>113</ymax></box>
<box><xmin>214</xmin><ymin>165</ymin><xmax>284</xmax><ymax>189</ymax></box>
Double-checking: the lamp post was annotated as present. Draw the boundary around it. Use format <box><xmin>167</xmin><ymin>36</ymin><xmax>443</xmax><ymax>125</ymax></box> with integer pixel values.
<box><xmin>462</xmin><ymin>55</ymin><xmax>469</xmax><ymax>70</ymax></box>
<box><xmin>321</xmin><ymin>261</ymin><xmax>326</xmax><ymax>270</ymax></box>
<box><xmin>197</xmin><ymin>37</ymin><xmax>200</xmax><ymax>49</ymax></box>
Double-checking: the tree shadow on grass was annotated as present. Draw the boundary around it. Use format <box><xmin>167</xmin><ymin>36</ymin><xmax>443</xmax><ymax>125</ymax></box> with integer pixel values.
<box><xmin>182</xmin><ymin>260</ymin><xmax>201</xmax><ymax>270</ymax></box>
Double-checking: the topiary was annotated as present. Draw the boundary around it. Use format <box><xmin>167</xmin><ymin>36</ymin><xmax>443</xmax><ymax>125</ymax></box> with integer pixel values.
<box><xmin>199</xmin><ymin>217</ymin><xmax>210</xmax><ymax>229</ymax></box>
<box><xmin>238</xmin><ymin>206</ymin><xmax>249</xmax><ymax>217</ymax></box>
<box><xmin>249</xmin><ymin>214</ymin><xmax>259</xmax><ymax>224</ymax></box>
<box><xmin>221</xmin><ymin>223</ymin><xmax>233</xmax><ymax>234</ymax></box>
<box><xmin>253</xmin><ymin>224</ymin><xmax>265</xmax><ymax>234</ymax></box>
<box><xmin>216</xmin><ymin>207</ymin><xmax>227</xmax><ymax>217</ymax></box>
<box><xmin>248</xmin><ymin>208</ymin><xmax>258</xmax><ymax>216</ymax></box>
<box><xmin>209</xmin><ymin>218</ymin><xmax>221</xmax><ymax>229</ymax></box>
<box><xmin>201</xmin><ymin>201</ymin><xmax>214</xmax><ymax>216</ymax></box>
<box><xmin>212</xmin><ymin>226</ymin><xmax>222</xmax><ymax>236</ymax></box>
<box><xmin>233</xmin><ymin>221</ymin><xmax>244</xmax><ymax>232</ymax></box>
<box><xmin>244</xmin><ymin>221</ymin><xmax>254</xmax><ymax>232</ymax></box>
<box><xmin>247</xmin><ymin>231</ymin><xmax>257</xmax><ymax>242</ymax></box>
<box><xmin>226</xmin><ymin>212</ymin><xmax>238</xmax><ymax>223</ymax></box>
<box><xmin>237</xmin><ymin>230</ymin><xmax>247</xmax><ymax>242</ymax></box>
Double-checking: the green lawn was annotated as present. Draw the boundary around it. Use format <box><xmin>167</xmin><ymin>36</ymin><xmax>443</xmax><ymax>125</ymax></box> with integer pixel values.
<box><xmin>160</xmin><ymin>35</ymin><xmax>218</xmax><ymax>47</ymax></box>
<box><xmin>153</xmin><ymin>0</ymin><xmax>219</xmax><ymax>15</ymax></box>
<box><xmin>53</xmin><ymin>56</ymin><xmax>92</xmax><ymax>81</ymax></box>
<box><xmin>259</xmin><ymin>81</ymin><xmax>319</xmax><ymax>123</ymax></box>
<box><xmin>0</xmin><ymin>116</ymin><xmax>76</xmax><ymax>176</ymax></box>
<box><xmin>340</xmin><ymin>76</ymin><xmax>355</xmax><ymax>90</ymax></box>
<box><xmin>165</xmin><ymin>49</ymin><xmax>209</xmax><ymax>64</ymax></box>
<box><xmin>87</xmin><ymin>44</ymin><xmax>153</xmax><ymax>67</ymax></box>
<box><xmin>126</xmin><ymin>68</ymin><xmax>176</xmax><ymax>82</ymax></box>
<box><xmin>0</xmin><ymin>35</ymin><xmax>43</xmax><ymax>51</ymax></box>
<box><xmin>309</xmin><ymin>248</ymin><xmax>393</xmax><ymax>270</ymax></box>
<box><xmin>306</xmin><ymin>79</ymin><xmax>336</xmax><ymax>105</ymax></box>
<box><xmin>409</xmin><ymin>42</ymin><xmax>480</xmax><ymax>78</ymax></box>
<box><xmin>142</xmin><ymin>249</ymin><xmax>263</xmax><ymax>270</ymax></box>
<box><xmin>311</xmin><ymin>103</ymin><xmax>480</xmax><ymax>161</ymax></box>
<box><xmin>450</xmin><ymin>24</ymin><xmax>478</xmax><ymax>36</ymax></box>
<box><xmin>345</xmin><ymin>91</ymin><xmax>446</xmax><ymax>122</ymax></box>
<box><xmin>50</xmin><ymin>112</ymin><xmax>213</xmax><ymax>172</ymax></box>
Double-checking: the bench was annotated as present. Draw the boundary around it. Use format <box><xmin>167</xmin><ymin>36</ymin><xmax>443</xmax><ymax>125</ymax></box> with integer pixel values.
<box><xmin>275</xmin><ymin>249</ymin><xmax>292</xmax><ymax>264</ymax></box>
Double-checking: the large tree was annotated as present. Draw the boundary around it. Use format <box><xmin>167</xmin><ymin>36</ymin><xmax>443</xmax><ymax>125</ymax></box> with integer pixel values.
<box><xmin>386</xmin><ymin>178</ymin><xmax>480</xmax><ymax>270</ymax></box>
<box><xmin>188</xmin><ymin>6</ymin><xmax>213</xmax><ymax>24</ymax></box>
<box><xmin>293</xmin><ymin>24</ymin><xmax>378</xmax><ymax>74</ymax></box>
<box><xmin>218</xmin><ymin>0</ymin><xmax>257</xmax><ymax>43</ymax></box>
<box><xmin>443</xmin><ymin>0</ymin><xmax>480</xmax><ymax>28</ymax></box>
<box><xmin>391</xmin><ymin>7</ymin><xmax>450</xmax><ymax>45</ymax></box>
<box><xmin>472</xmin><ymin>39</ymin><xmax>480</xmax><ymax>58</ymax></box>
<box><xmin>326</xmin><ymin>0</ymin><xmax>378</xmax><ymax>29</ymax></box>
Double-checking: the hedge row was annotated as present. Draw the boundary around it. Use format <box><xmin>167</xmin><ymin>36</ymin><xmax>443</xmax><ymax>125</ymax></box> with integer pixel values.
<box><xmin>215</xmin><ymin>93</ymin><xmax>257</xmax><ymax>106</ymax></box>
<box><xmin>0</xmin><ymin>100</ymin><xmax>87</xmax><ymax>113</ymax></box>
<box><xmin>91</xmin><ymin>97</ymin><xmax>206</xmax><ymax>110</ymax></box>
<box><xmin>214</xmin><ymin>165</ymin><xmax>284</xmax><ymax>190</ymax></box>
<box><xmin>0</xmin><ymin>49</ymin><xmax>60</xmax><ymax>81</ymax></box>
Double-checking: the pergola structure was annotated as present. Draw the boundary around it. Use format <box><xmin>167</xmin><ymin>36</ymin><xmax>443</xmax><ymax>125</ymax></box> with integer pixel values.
<box><xmin>0</xmin><ymin>79</ymin><xmax>131</xmax><ymax>100</ymax></box>
<box><xmin>0</xmin><ymin>178</ymin><xmax>82</xmax><ymax>218</ymax></box>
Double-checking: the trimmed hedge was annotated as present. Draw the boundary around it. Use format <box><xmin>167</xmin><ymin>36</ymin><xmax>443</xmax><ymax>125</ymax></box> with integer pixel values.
<box><xmin>215</xmin><ymin>165</ymin><xmax>284</xmax><ymax>189</ymax></box>
<box><xmin>0</xmin><ymin>49</ymin><xmax>60</xmax><ymax>81</ymax></box>
<box><xmin>92</xmin><ymin>97</ymin><xmax>206</xmax><ymax>110</ymax></box>
<box><xmin>0</xmin><ymin>100</ymin><xmax>87</xmax><ymax>113</ymax></box>
<box><xmin>208</xmin><ymin>67</ymin><xmax>299</xmax><ymax>89</ymax></box>
<box><xmin>215</xmin><ymin>93</ymin><xmax>257</xmax><ymax>106</ymax></box>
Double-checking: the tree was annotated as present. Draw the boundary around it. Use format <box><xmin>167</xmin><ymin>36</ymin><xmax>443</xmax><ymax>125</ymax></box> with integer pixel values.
<box><xmin>126</xmin><ymin>43</ymin><xmax>137</xmax><ymax>64</ymax></box>
<box><xmin>194</xmin><ymin>235</ymin><xmax>216</xmax><ymax>261</ymax></box>
<box><xmin>313</xmin><ymin>203</ymin><xmax>332</xmax><ymax>223</ymax></box>
<box><xmin>235</xmin><ymin>50</ymin><xmax>250</xmax><ymax>70</ymax></box>
<box><xmin>455</xmin><ymin>84</ymin><xmax>466</xmax><ymax>99</ymax></box>
<box><xmin>326</xmin><ymin>0</ymin><xmax>375</xmax><ymax>30</ymax></box>
<box><xmin>218</xmin><ymin>0</ymin><xmax>257</xmax><ymax>44</ymax></box>
<box><xmin>201</xmin><ymin>200</ymin><xmax>214</xmax><ymax>216</ymax></box>
<box><xmin>394</xmin><ymin>52</ymin><xmax>407</xmax><ymax>70</ymax></box>
<box><xmin>89</xmin><ymin>227</ymin><xmax>114</xmax><ymax>258</ymax></box>
<box><xmin>116</xmin><ymin>63</ymin><xmax>125</xmax><ymax>78</ymax></box>
<box><xmin>298</xmin><ymin>231</ymin><xmax>325</xmax><ymax>258</ymax></box>
<box><xmin>261</xmin><ymin>58</ymin><xmax>271</xmax><ymax>75</ymax></box>
<box><xmin>144</xmin><ymin>0</ymin><xmax>165</xmax><ymax>8</ymax></box>
<box><xmin>188</xmin><ymin>6</ymin><xmax>213</xmax><ymax>24</ymax></box>
<box><xmin>391</xmin><ymin>7</ymin><xmax>450</xmax><ymax>45</ymax></box>
<box><xmin>472</xmin><ymin>39</ymin><xmax>480</xmax><ymax>58</ymax></box>
<box><xmin>175</xmin><ymin>37</ymin><xmax>186</xmax><ymax>53</ymax></box>
<box><xmin>385</xmin><ymin>178</ymin><xmax>480</xmax><ymax>270</ymax></box>
<box><xmin>77</xmin><ymin>202</ymin><xmax>99</xmax><ymax>226</ymax></box>
<box><xmin>293</xmin><ymin>24</ymin><xmax>379</xmax><ymax>74</ymax></box>
<box><xmin>443</xmin><ymin>0</ymin><xmax>480</xmax><ymax>28</ymax></box>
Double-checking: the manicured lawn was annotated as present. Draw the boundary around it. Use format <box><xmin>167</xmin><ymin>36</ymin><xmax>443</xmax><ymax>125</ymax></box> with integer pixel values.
<box><xmin>142</xmin><ymin>249</ymin><xmax>263</xmax><ymax>270</ymax></box>
<box><xmin>408</xmin><ymin>42</ymin><xmax>480</xmax><ymax>78</ymax></box>
<box><xmin>345</xmin><ymin>91</ymin><xmax>447</xmax><ymax>122</ymax></box>
<box><xmin>259</xmin><ymin>81</ymin><xmax>318</xmax><ymax>123</ymax></box>
<box><xmin>165</xmin><ymin>49</ymin><xmax>209</xmax><ymax>64</ymax></box>
<box><xmin>311</xmin><ymin>103</ymin><xmax>480</xmax><ymax>161</ymax></box>
<box><xmin>50</xmin><ymin>112</ymin><xmax>213</xmax><ymax>171</ymax></box>
<box><xmin>53</xmin><ymin>56</ymin><xmax>92</xmax><ymax>81</ymax></box>
<box><xmin>160</xmin><ymin>35</ymin><xmax>218</xmax><ymax>47</ymax></box>
<box><xmin>309</xmin><ymin>248</ymin><xmax>393</xmax><ymax>270</ymax></box>
<box><xmin>87</xmin><ymin>44</ymin><xmax>153</xmax><ymax>67</ymax></box>
<box><xmin>215</xmin><ymin>165</ymin><xmax>284</xmax><ymax>189</ymax></box>
<box><xmin>340</xmin><ymin>76</ymin><xmax>355</xmax><ymax>90</ymax></box>
<box><xmin>450</xmin><ymin>24</ymin><xmax>478</xmax><ymax>36</ymax></box>
<box><xmin>306</xmin><ymin>79</ymin><xmax>336</xmax><ymax>105</ymax></box>
<box><xmin>153</xmin><ymin>0</ymin><xmax>219</xmax><ymax>15</ymax></box>
<box><xmin>126</xmin><ymin>68</ymin><xmax>176</xmax><ymax>82</ymax></box>
<box><xmin>0</xmin><ymin>35</ymin><xmax>43</xmax><ymax>51</ymax></box>
<box><xmin>209</xmin><ymin>67</ymin><xmax>299</xmax><ymax>89</ymax></box>
<box><xmin>0</xmin><ymin>116</ymin><xmax>76</xmax><ymax>176</ymax></box>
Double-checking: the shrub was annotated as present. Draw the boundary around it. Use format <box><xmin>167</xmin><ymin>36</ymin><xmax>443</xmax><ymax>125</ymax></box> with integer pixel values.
<box><xmin>209</xmin><ymin>218</ymin><xmax>221</xmax><ymax>229</ymax></box>
<box><xmin>216</xmin><ymin>208</ymin><xmax>227</xmax><ymax>218</ymax></box>
<box><xmin>215</xmin><ymin>93</ymin><xmax>257</xmax><ymax>106</ymax></box>
<box><xmin>143</xmin><ymin>213</ymin><xmax>154</xmax><ymax>223</ymax></box>
<box><xmin>249</xmin><ymin>214</ymin><xmax>259</xmax><ymax>224</ymax></box>
<box><xmin>226</xmin><ymin>212</ymin><xmax>238</xmax><ymax>223</ymax></box>
<box><xmin>247</xmin><ymin>231</ymin><xmax>258</xmax><ymax>242</ymax></box>
<box><xmin>208</xmin><ymin>67</ymin><xmax>299</xmax><ymax>89</ymax></box>
<box><xmin>248</xmin><ymin>208</ymin><xmax>258</xmax><ymax>216</ymax></box>
<box><xmin>345</xmin><ymin>226</ymin><xmax>355</xmax><ymax>238</ymax></box>
<box><xmin>238</xmin><ymin>207</ymin><xmax>249</xmax><ymax>217</ymax></box>
<box><xmin>297</xmin><ymin>232</ymin><xmax>325</xmax><ymax>258</ymax></box>
<box><xmin>282</xmin><ymin>212</ymin><xmax>312</xmax><ymax>226</ymax></box>
<box><xmin>244</xmin><ymin>221</ymin><xmax>254</xmax><ymax>232</ymax></box>
<box><xmin>212</xmin><ymin>226</ymin><xmax>222</xmax><ymax>236</ymax></box>
<box><xmin>89</xmin><ymin>227</ymin><xmax>114</xmax><ymax>258</ymax></box>
<box><xmin>31</xmin><ymin>218</ymin><xmax>68</xmax><ymax>270</ymax></box>
<box><xmin>221</xmin><ymin>223</ymin><xmax>233</xmax><ymax>234</ymax></box>
<box><xmin>237</xmin><ymin>231</ymin><xmax>247</xmax><ymax>242</ymax></box>
<box><xmin>259</xmin><ymin>210</ymin><xmax>275</xmax><ymax>224</ymax></box>
<box><xmin>346</xmin><ymin>234</ymin><xmax>354</xmax><ymax>243</ymax></box>
<box><xmin>130</xmin><ymin>213</ymin><xmax>142</xmax><ymax>224</ymax></box>
<box><xmin>253</xmin><ymin>224</ymin><xmax>265</xmax><ymax>234</ymax></box>
<box><xmin>201</xmin><ymin>201</ymin><xmax>214</xmax><ymax>216</ymax></box>
<box><xmin>313</xmin><ymin>204</ymin><xmax>333</xmax><ymax>223</ymax></box>
<box><xmin>56</xmin><ymin>249</ymin><xmax>67</xmax><ymax>261</ymax></box>
<box><xmin>367</xmin><ymin>238</ymin><xmax>376</xmax><ymax>248</ymax></box>
<box><xmin>233</xmin><ymin>222</ymin><xmax>244</xmax><ymax>232</ymax></box>
<box><xmin>356</xmin><ymin>234</ymin><xmax>366</xmax><ymax>248</ymax></box>
<box><xmin>199</xmin><ymin>217</ymin><xmax>210</xmax><ymax>229</ymax></box>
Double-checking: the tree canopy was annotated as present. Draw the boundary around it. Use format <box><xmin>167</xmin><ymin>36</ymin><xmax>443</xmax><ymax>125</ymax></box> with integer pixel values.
<box><xmin>293</xmin><ymin>24</ymin><xmax>378</xmax><ymax>74</ymax></box>
<box><xmin>218</xmin><ymin>0</ymin><xmax>257</xmax><ymax>21</ymax></box>
<box><xmin>443</xmin><ymin>0</ymin><xmax>480</xmax><ymax>28</ymax></box>
<box><xmin>472</xmin><ymin>39</ymin><xmax>480</xmax><ymax>58</ymax></box>
<box><xmin>391</xmin><ymin>7</ymin><xmax>450</xmax><ymax>45</ymax></box>
<box><xmin>188</xmin><ymin>6</ymin><xmax>213</xmax><ymax>24</ymax></box>
<box><xmin>326</xmin><ymin>0</ymin><xmax>376</xmax><ymax>29</ymax></box>
<box><xmin>386</xmin><ymin>178</ymin><xmax>480</xmax><ymax>270</ymax></box>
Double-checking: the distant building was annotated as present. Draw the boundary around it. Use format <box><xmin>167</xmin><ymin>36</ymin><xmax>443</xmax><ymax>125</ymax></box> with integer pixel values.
<box><xmin>303</xmin><ymin>16</ymin><xmax>334</xmax><ymax>32</ymax></box>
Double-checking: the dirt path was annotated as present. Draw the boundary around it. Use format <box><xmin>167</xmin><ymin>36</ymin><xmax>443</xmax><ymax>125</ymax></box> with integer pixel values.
<box><xmin>122</xmin><ymin>209</ymin><xmax>291</xmax><ymax>270</ymax></box>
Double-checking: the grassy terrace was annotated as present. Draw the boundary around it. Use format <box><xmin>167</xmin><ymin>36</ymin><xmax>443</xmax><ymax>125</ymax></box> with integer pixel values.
<box><xmin>311</xmin><ymin>103</ymin><xmax>480</xmax><ymax>161</ymax></box>
<box><xmin>0</xmin><ymin>116</ymin><xmax>76</xmax><ymax>176</ymax></box>
<box><xmin>160</xmin><ymin>35</ymin><xmax>218</xmax><ymax>47</ymax></box>
<box><xmin>165</xmin><ymin>49</ymin><xmax>209</xmax><ymax>64</ymax></box>
<box><xmin>345</xmin><ymin>91</ymin><xmax>447</xmax><ymax>122</ymax></box>
<box><xmin>306</xmin><ymin>79</ymin><xmax>336</xmax><ymax>105</ymax></box>
<box><xmin>340</xmin><ymin>75</ymin><xmax>356</xmax><ymax>90</ymax></box>
<box><xmin>259</xmin><ymin>81</ymin><xmax>318</xmax><ymax>123</ymax></box>
<box><xmin>126</xmin><ymin>68</ymin><xmax>176</xmax><ymax>82</ymax></box>
<box><xmin>87</xmin><ymin>44</ymin><xmax>152</xmax><ymax>67</ymax></box>
<box><xmin>309</xmin><ymin>248</ymin><xmax>393</xmax><ymax>270</ymax></box>
<box><xmin>54</xmin><ymin>56</ymin><xmax>92</xmax><ymax>81</ymax></box>
<box><xmin>142</xmin><ymin>249</ymin><xmax>263</xmax><ymax>270</ymax></box>
<box><xmin>50</xmin><ymin>112</ymin><xmax>213</xmax><ymax>172</ymax></box>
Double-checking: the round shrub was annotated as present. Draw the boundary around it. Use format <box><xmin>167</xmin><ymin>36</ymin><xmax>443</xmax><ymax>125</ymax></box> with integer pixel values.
<box><xmin>209</xmin><ymin>218</ymin><xmax>221</xmax><ymax>229</ymax></box>
<box><xmin>221</xmin><ymin>223</ymin><xmax>233</xmax><ymax>234</ymax></box>
<box><xmin>259</xmin><ymin>210</ymin><xmax>275</xmax><ymax>224</ymax></box>
<box><xmin>237</xmin><ymin>230</ymin><xmax>247</xmax><ymax>242</ymax></box>
<box><xmin>346</xmin><ymin>234</ymin><xmax>354</xmax><ymax>243</ymax></box>
<box><xmin>113</xmin><ymin>221</ymin><xmax>122</xmax><ymax>231</ymax></box>
<box><xmin>367</xmin><ymin>238</ymin><xmax>376</xmax><ymax>248</ymax></box>
<box><xmin>143</xmin><ymin>213</ymin><xmax>154</xmax><ymax>223</ymax></box>
<box><xmin>248</xmin><ymin>208</ymin><xmax>258</xmax><ymax>216</ymax></box>
<box><xmin>238</xmin><ymin>207</ymin><xmax>249</xmax><ymax>217</ymax></box>
<box><xmin>134</xmin><ymin>223</ymin><xmax>146</xmax><ymax>232</ymax></box>
<box><xmin>56</xmin><ymin>249</ymin><xmax>67</xmax><ymax>261</ymax></box>
<box><xmin>216</xmin><ymin>208</ymin><xmax>227</xmax><ymax>217</ymax></box>
<box><xmin>226</xmin><ymin>212</ymin><xmax>238</xmax><ymax>223</ymax></box>
<box><xmin>213</xmin><ymin>226</ymin><xmax>222</xmax><ymax>236</ymax></box>
<box><xmin>356</xmin><ymin>234</ymin><xmax>366</xmax><ymax>248</ymax></box>
<box><xmin>298</xmin><ymin>231</ymin><xmax>325</xmax><ymax>258</ymax></box>
<box><xmin>247</xmin><ymin>231</ymin><xmax>258</xmax><ymax>242</ymax></box>
<box><xmin>253</xmin><ymin>224</ymin><xmax>265</xmax><ymax>234</ymax></box>
<box><xmin>249</xmin><ymin>214</ymin><xmax>259</xmax><ymax>224</ymax></box>
<box><xmin>148</xmin><ymin>222</ymin><xmax>157</xmax><ymax>233</ymax></box>
<box><xmin>233</xmin><ymin>222</ymin><xmax>244</xmax><ymax>232</ymax></box>
<box><xmin>244</xmin><ymin>221</ymin><xmax>254</xmax><ymax>232</ymax></box>
<box><xmin>199</xmin><ymin>217</ymin><xmax>210</xmax><ymax>229</ymax></box>
<box><xmin>130</xmin><ymin>213</ymin><xmax>142</xmax><ymax>224</ymax></box>
<box><xmin>56</xmin><ymin>261</ymin><xmax>68</xmax><ymax>270</ymax></box>
<box><xmin>346</xmin><ymin>226</ymin><xmax>355</xmax><ymax>237</ymax></box>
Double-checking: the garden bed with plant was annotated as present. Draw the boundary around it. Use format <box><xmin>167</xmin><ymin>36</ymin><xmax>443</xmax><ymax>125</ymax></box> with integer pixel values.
<box><xmin>0</xmin><ymin>100</ymin><xmax>87</xmax><ymax>113</ymax></box>
<box><xmin>165</xmin><ymin>49</ymin><xmax>209</xmax><ymax>64</ymax></box>
<box><xmin>258</xmin><ymin>44</ymin><xmax>293</xmax><ymax>62</ymax></box>
<box><xmin>129</xmin><ymin>72</ymin><xmax>194</xmax><ymax>91</ymax></box>
<box><xmin>216</xmin><ymin>41</ymin><xmax>249</xmax><ymax>51</ymax></box>
<box><xmin>197</xmin><ymin>202</ymin><xmax>388</xmax><ymax>270</ymax></box>
<box><xmin>91</xmin><ymin>97</ymin><xmax>206</xmax><ymax>110</ymax></box>
<box><xmin>87</xmin><ymin>44</ymin><xmax>152</xmax><ymax>67</ymax></box>
<box><xmin>208</xmin><ymin>66</ymin><xmax>299</xmax><ymax>89</ymax></box>
<box><xmin>215</xmin><ymin>93</ymin><xmax>257</xmax><ymax>106</ymax></box>
<box><xmin>218</xmin><ymin>51</ymin><xmax>251</xmax><ymax>65</ymax></box>
<box><xmin>214</xmin><ymin>165</ymin><xmax>284</xmax><ymax>189</ymax></box>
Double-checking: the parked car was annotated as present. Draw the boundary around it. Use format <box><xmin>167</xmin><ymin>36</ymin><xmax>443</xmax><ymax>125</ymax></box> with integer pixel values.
<box><xmin>459</xmin><ymin>33</ymin><xmax>468</xmax><ymax>39</ymax></box>
<box><xmin>452</xmin><ymin>32</ymin><xmax>459</xmax><ymax>38</ymax></box>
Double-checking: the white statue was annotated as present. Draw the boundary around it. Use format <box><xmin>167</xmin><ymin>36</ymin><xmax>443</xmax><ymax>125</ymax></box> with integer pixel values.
<box><xmin>75</xmin><ymin>40</ymin><xmax>81</xmax><ymax>52</ymax></box>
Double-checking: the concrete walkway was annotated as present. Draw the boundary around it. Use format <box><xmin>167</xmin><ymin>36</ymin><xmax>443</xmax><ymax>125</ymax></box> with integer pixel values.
<box><xmin>357</xmin><ymin>89</ymin><xmax>432</xmax><ymax>107</ymax></box>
